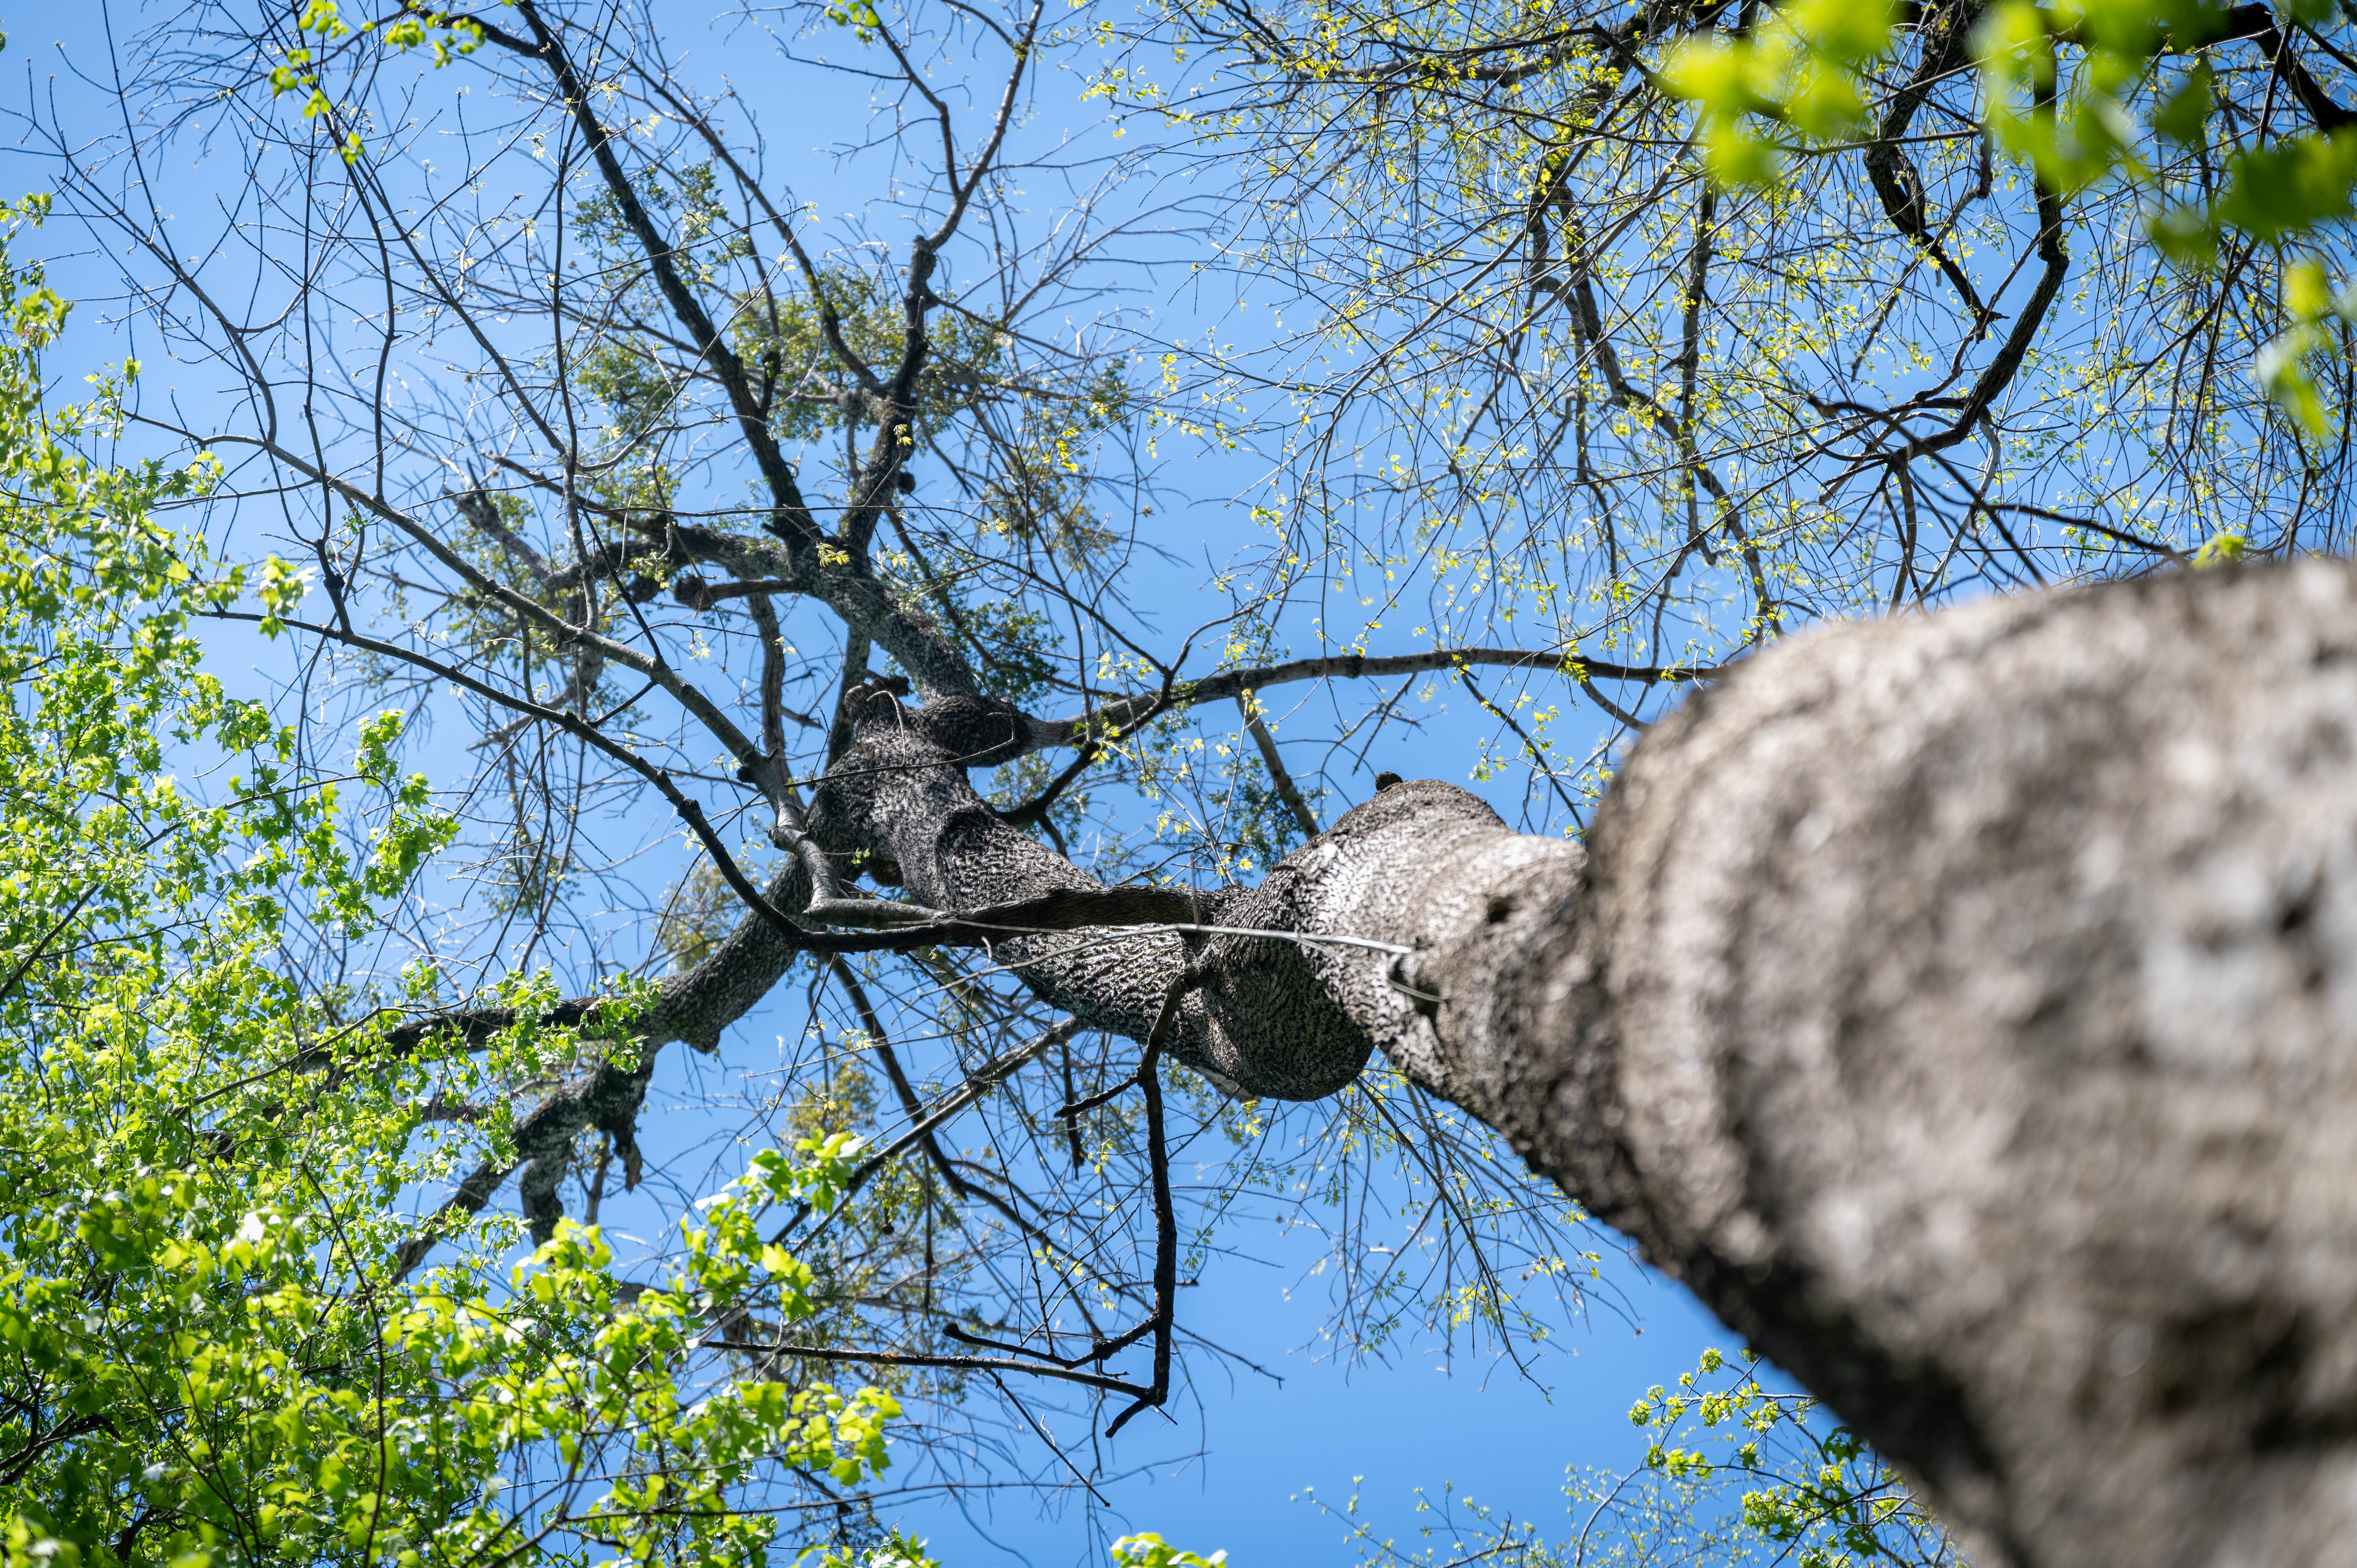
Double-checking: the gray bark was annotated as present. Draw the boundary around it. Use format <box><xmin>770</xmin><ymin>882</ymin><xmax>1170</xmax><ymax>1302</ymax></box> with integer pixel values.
<box><xmin>1528</xmin><ymin>555</ymin><xmax>2357</xmax><ymax>1568</ymax></box>
<box><xmin>813</xmin><ymin>696</ymin><xmax>1375</xmax><ymax>1099</ymax></box>
<box><xmin>813</xmin><ymin>556</ymin><xmax>2357</xmax><ymax>1566</ymax></box>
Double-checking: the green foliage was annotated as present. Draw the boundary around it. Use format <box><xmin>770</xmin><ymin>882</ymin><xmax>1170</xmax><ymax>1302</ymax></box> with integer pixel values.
<box><xmin>1658</xmin><ymin>0</ymin><xmax>2357</xmax><ymax>431</ymax></box>
<box><xmin>2250</xmin><ymin>259</ymin><xmax>2357</xmax><ymax>435</ymax></box>
<box><xmin>1327</xmin><ymin>1352</ymin><xmax>1962</xmax><ymax>1568</ymax></box>
<box><xmin>1665</xmin><ymin>0</ymin><xmax>2357</xmax><ymax>254</ymax></box>
<box><xmin>2193</xmin><ymin>529</ymin><xmax>2248</xmax><ymax>565</ymax></box>
<box><xmin>658</xmin><ymin>855</ymin><xmax>775</xmax><ymax>972</ymax></box>
<box><xmin>797</xmin><ymin>1532</ymin><xmax>939</xmax><ymax>1568</ymax></box>
<box><xmin>0</xmin><ymin>226</ymin><xmax>900</xmax><ymax>1568</ymax></box>
<box><xmin>1668</xmin><ymin>0</ymin><xmax>2353</xmax><ymax>237</ymax></box>
<box><xmin>269</xmin><ymin>0</ymin><xmax>482</xmax><ymax>163</ymax></box>
<box><xmin>1109</xmin><ymin>1534</ymin><xmax>1228</xmax><ymax>1568</ymax></box>
<box><xmin>1626</xmin><ymin>1349</ymin><xmax>1954</xmax><ymax>1566</ymax></box>
<box><xmin>1663</xmin><ymin>0</ymin><xmax>1904</xmax><ymax>183</ymax></box>
<box><xmin>728</xmin><ymin>268</ymin><xmax>1007</xmax><ymax>447</ymax></box>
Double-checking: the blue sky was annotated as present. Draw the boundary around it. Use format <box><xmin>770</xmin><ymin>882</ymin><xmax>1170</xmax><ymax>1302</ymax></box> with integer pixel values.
<box><xmin>838</xmin><ymin>1207</ymin><xmax>1737</xmax><ymax>1564</ymax></box>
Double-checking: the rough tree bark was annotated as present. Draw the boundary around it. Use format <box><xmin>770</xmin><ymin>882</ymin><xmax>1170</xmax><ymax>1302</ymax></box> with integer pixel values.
<box><xmin>813</xmin><ymin>555</ymin><xmax>2357</xmax><ymax>1568</ymax></box>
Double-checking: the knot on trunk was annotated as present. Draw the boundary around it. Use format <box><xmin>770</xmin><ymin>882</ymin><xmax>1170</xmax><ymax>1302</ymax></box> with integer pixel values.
<box><xmin>845</xmin><ymin>684</ymin><xmax>1034</xmax><ymax>768</ymax></box>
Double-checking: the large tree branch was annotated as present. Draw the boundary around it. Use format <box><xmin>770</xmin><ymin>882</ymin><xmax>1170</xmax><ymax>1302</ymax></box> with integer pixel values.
<box><xmin>2219</xmin><ymin>3</ymin><xmax>2357</xmax><ymax>131</ymax></box>
<box><xmin>709</xmin><ymin>1338</ymin><xmax>1143</xmax><ymax>1399</ymax></box>
<box><xmin>806</xmin><ymin>554</ymin><xmax>2357</xmax><ymax>1565</ymax></box>
<box><xmin>1027</xmin><ymin>646</ymin><xmax>1725</xmax><ymax>750</ymax></box>
<box><xmin>1864</xmin><ymin>0</ymin><xmax>1993</xmax><ymax>322</ymax></box>
<box><xmin>1306</xmin><ymin>558</ymin><xmax>2357</xmax><ymax>1567</ymax></box>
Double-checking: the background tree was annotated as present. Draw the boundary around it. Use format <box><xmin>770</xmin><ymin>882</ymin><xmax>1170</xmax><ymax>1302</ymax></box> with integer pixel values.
<box><xmin>17</xmin><ymin>0</ymin><xmax>1605</xmax><ymax>1533</ymax></box>
<box><xmin>0</xmin><ymin>215</ymin><xmax>904</xmax><ymax>1568</ymax></box>
<box><xmin>1094</xmin><ymin>0</ymin><xmax>2357</xmax><ymax>745</ymax></box>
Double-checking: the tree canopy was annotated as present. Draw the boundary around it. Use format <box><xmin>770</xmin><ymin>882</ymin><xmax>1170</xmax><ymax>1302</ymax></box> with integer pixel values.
<box><xmin>11</xmin><ymin>0</ymin><xmax>2357</xmax><ymax>1558</ymax></box>
<box><xmin>0</xmin><ymin>207</ymin><xmax>911</xmax><ymax>1566</ymax></box>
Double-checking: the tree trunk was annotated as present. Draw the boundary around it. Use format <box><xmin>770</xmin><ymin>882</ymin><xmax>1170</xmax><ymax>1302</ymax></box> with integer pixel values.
<box><xmin>819</xmin><ymin>558</ymin><xmax>2357</xmax><ymax>1567</ymax></box>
